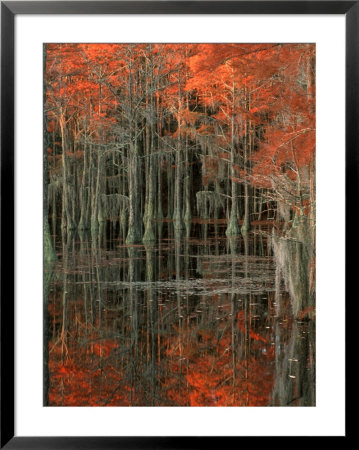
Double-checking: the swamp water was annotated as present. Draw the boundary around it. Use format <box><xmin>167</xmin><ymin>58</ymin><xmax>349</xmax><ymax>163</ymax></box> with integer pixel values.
<box><xmin>45</xmin><ymin>222</ymin><xmax>315</xmax><ymax>406</ymax></box>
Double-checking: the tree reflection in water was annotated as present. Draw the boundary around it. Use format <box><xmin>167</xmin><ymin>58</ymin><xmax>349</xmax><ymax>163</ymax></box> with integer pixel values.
<box><xmin>47</xmin><ymin>223</ymin><xmax>315</xmax><ymax>406</ymax></box>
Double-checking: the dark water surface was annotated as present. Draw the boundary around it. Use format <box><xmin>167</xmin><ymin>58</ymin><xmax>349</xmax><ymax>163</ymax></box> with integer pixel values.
<box><xmin>45</xmin><ymin>223</ymin><xmax>315</xmax><ymax>406</ymax></box>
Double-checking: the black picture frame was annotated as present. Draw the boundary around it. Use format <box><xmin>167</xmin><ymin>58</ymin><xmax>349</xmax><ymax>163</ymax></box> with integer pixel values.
<box><xmin>0</xmin><ymin>1</ymin><xmax>353</xmax><ymax>447</ymax></box>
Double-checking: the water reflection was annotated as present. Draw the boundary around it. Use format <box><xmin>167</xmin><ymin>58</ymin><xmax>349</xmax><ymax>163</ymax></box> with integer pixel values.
<box><xmin>47</xmin><ymin>223</ymin><xmax>315</xmax><ymax>406</ymax></box>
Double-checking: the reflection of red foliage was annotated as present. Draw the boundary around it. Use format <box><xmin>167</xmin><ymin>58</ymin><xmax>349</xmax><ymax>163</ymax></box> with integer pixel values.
<box><xmin>159</xmin><ymin>318</ymin><xmax>274</xmax><ymax>406</ymax></box>
<box><xmin>49</xmin><ymin>338</ymin><xmax>131</xmax><ymax>406</ymax></box>
<box><xmin>48</xmin><ymin>292</ymin><xmax>275</xmax><ymax>406</ymax></box>
<box><xmin>93</xmin><ymin>340</ymin><xmax>117</xmax><ymax>357</ymax></box>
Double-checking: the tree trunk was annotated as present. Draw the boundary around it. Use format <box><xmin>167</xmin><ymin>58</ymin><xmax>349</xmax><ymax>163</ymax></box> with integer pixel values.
<box><xmin>59</xmin><ymin>116</ymin><xmax>75</xmax><ymax>231</ymax></box>
<box><xmin>78</xmin><ymin>142</ymin><xmax>90</xmax><ymax>230</ymax></box>
<box><xmin>143</xmin><ymin>86</ymin><xmax>156</xmax><ymax>242</ymax></box>
<box><xmin>43</xmin><ymin>45</ymin><xmax>56</xmax><ymax>262</ymax></box>
<box><xmin>226</xmin><ymin>114</ymin><xmax>240</xmax><ymax>237</ymax></box>
<box><xmin>126</xmin><ymin>141</ymin><xmax>142</xmax><ymax>244</ymax></box>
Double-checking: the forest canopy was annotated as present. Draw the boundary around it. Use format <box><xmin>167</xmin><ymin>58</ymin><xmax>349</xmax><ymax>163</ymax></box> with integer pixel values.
<box><xmin>44</xmin><ymin>43</ymin><xmax>315</xmax><ymax>253</ymax></box>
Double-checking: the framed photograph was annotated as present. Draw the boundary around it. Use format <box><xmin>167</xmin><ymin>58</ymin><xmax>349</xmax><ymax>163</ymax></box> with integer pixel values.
<box><xmin>1</xmin><ymin>1</ymin><xmax>352</xmax><ymax>447</ymax></box>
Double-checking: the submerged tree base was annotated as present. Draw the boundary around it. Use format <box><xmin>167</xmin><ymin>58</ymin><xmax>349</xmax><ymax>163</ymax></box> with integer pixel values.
<box><xmin>44</xmin><ymin>232</ymin><xmax>56</xmax><ymax>263</ymax></box>
<box><xmin>225</xmin><ymin>219</ymin><xmax>240</xmax><ymax>237</ymax></box>
<box><xmin>142</xmin><ymin>222</ymin><xmax>156</xmax><ymax>243</ymax></box>
<box><xmin>126</xmin><ymin>230</ymin><xmax>142</xmax><ymax>245</ymax></box>
<box><xmin>241</xmin><ymin>222</ymin><xmax>250</xmax><ymax>236</ymax></box>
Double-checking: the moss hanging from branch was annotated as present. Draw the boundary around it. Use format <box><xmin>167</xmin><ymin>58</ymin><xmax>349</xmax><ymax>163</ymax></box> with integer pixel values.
<box><xmin>100</xmin><ymin>193</ymin><xmax>129</xmax><ymax>224</ymax></box>
<box><xmin>196</xmin><ymin>190</ymin><xmax>224</xmax><ymax>219</ymax></box>
<box><xmin>271</xmin><ymin>215</ymin><xmax>314</xmax><ymax>317</ymax></box>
